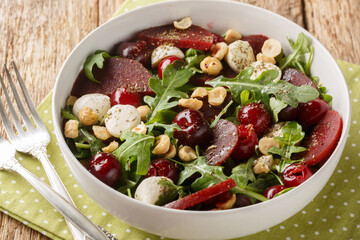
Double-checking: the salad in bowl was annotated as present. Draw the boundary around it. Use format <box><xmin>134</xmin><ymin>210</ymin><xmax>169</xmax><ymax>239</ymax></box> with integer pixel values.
<box><xmin>52</xmin><ymin>1</ymin><xmax>350</xmax><ymax>239</ymax></box>
<box><xmin>61</xmin><ymin>16</ymin><xmax>341</xmax><ymax>209</ymax></box>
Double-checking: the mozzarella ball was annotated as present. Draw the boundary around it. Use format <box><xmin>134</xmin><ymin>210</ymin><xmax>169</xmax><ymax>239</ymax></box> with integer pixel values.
<box><xmin>72</xmin><ymin>93</ymin><xmax>110</xmax><ymax>123</ymax></box>
<box><xmin>135</xmin><ymin>176</ymin><xmax>173</xmax><ymax>205</ymax></box>
<box><xmin>105</xmin><ymin>104</ymin><xmax>141</xmax><ymax>138</ymax></box>
<box><xmin>250</xmin><ymin>60</ymin><xmax>282</xmax><ymax>81</ymax></box>
<box><xmin>225</xmin><ymin>40</ymin><xmax>255</xmax><ymax>72</ymax></box>
<box><xmin>151</xmin><ymin>45</ymin><xmax>185</xmax><ymax>68</ymax></box>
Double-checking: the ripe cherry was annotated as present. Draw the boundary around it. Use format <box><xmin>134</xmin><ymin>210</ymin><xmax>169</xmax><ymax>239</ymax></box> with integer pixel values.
<box><xmin>264</xmin><ymin>185</ymin><xmax>287</xmax><ymax>199</ymax></box>
<box><xmin>298</xmin><ymin>99</ymin><xmax>330</xmax><ymax>127</ymax></box>
<box><xmin>173</xmin><ymin>109</ymin><xmax>211</xmax><ymax>148</ymax></box>
<box><xmin>116</xmin><ymin>40</ymin><xmax>152</xmax><ymax>66</ymax></box>
<box><xmin>110</xmin><ymin>87</ymin><xmax>142</xmax><ymax>107</ymax></box>
<box><xmin>87</xmin><ymin>152</ymin><xmax>122</xmax><ymax>188</ymax></box>
<box><xmin>231</xmin><ymin>124</ymin><xmax>258</xmax><ymax>161</ymax></box>
<box><xmin>158</xmin><ymin>56</ymin><xmax>184</xmax><ymax>79</ymax></box>
<box><xmin>238</xmin><ymin>102</ymin><xmax>272</xmax><ymax>135</ymax></box>
<box><xmin>282</xmin><ymin>163</ymin><xmax>313</xmax><ymax>187</ymax></box>
<box><xmin>146</xmin><ymin>158</ymin><xmax>179</xmax><ymax>183</ymax></box>
<box><xmin>233</xmin><ymin>194</ymin><xmax>252</xmax><ymax>208</ymax></box>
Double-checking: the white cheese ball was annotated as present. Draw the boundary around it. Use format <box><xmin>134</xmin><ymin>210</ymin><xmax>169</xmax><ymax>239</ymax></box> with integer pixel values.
<box><xmin>135</xmin><ymin>176</ymin><xmax>173</xmax><ymax>205</ymax></box>
<box><xmin>104</xmin><ymin>104</ymin><xmax>141</xmax><ymax>138</ymax></box>
<box><xmin>225</xmin><ymin>40</ymin><xmax>255</xmax><ymax>72</ymax></box>
<box><xmin>151</xmin><ymin>45</ymin><xmax>185</xmax><ymax>68</ymax></box>
<box><xmin>72</xmin><ymin>93</ymin><xmax>110</xmax><ymax>123</ymax></box>
<box><xmin>250</xmin><ymin>60</ymin><xmax>282</xmax><ymax>81</ymax></box>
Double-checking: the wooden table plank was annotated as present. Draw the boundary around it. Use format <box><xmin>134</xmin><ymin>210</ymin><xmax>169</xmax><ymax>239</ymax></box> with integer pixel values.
<box><xmin>0</xmin><ymin>0</ymin><xmax>359</xmax><ymax>239</ymax></box>
<box><xmin>304</xmin><ymin>0</ymin><xmax>360</xmax><ymax>64</ymax></box>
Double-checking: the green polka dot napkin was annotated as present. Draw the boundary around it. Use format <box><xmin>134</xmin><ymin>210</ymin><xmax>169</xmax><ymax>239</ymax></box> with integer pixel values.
<box><xmin>1</xmin><ymin>1</ymin><xmax>359</xmax><ymax>239</ymax></box>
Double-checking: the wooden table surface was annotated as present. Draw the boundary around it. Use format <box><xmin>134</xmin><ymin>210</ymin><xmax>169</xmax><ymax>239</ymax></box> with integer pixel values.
<box><xmin>0</xmin><ymin>0</ymin><xmax>359</xmax><ymax>239</ymax></box>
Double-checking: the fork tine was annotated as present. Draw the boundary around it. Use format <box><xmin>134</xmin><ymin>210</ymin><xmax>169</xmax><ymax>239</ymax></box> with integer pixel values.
<box><xmin>11</xmin><ymin>61</ymin><xmax>47</xmax><ymax>131</ymax></box>
<box><xmin>4</xmin><ymin>63</ymin><xmax>35</xmax><ymax>131</ymax></box>
<box><xmin>0</xmin><ymin>84</ymin><xmax>19</xmax><ymax>141</ymax></box>
<box><xmin>0</xmin><ymin>74</ymin><xmax>25</xmax><ymax>136</ymax></box>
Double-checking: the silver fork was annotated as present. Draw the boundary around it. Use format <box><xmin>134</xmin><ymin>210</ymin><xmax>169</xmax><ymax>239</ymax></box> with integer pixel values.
<box><xmin>0</xmin><ymin>136</ymin><xmax>114</xmax><ymax>240</ymax></box>
<box><xmin>0</xmin><ymin>61</ymin><xmax>112</xmax><ymax>240</ymax></box>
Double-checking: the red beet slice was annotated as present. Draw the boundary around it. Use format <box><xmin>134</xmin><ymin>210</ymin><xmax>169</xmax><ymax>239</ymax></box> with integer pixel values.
<box><xmin>301</xmin><ymin>110</ymin><xmax>342</xmax><ymax>166</ymax></box>
<box><xmin>163</xmin><ymin>178</ymin><xmax>236</xmax><ymax>210</ymax></box>
<box><xmin>212</xmin><ymin>32</ymin><xmax>225</xmax><ymax>44</ymax></box>
<box><xmin>197</xmin><ymin>93</ymin><xmax>233</xmax><ymax>122</ymax></box>
<box><xmin>71</xmin><ymin>57</ymin><xmax>153</xmax><ymax>97</ymax></box>
<box><xmin>138</xmin><ymin>24</ymin><xmax>214</xmax><ymax>51</ymax></box>
<box><xmin>242</xmin><ymin>34</ymin><xmax>269</xmax><ymax>55</ymax></box>
<box><xmin>282</xmin><ymin>68</ymin><xmax>318</xmax><ymax>89</ymax></box>
<box><xmin>205</xmin><ymin>119</ymin><xmax>239</xmax><ymax>166</ymax></box>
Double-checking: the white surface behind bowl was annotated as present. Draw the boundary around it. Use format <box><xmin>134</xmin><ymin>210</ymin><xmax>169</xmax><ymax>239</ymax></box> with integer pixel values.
<box><xmin>52</xmin><ymin>1</ymin><xmax>351</xmax><ymax>239</ymax></box>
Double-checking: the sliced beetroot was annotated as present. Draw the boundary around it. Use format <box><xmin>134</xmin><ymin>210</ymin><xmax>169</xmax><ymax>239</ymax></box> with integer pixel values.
<box><xmin>242</xmin><ymin>34</ymin><xmax>269</xmax><ymax>55</ymax></box>
<box><xmin>163</xmin><ymin>178</ymin><xmax>236</xmax><ymax>210</ymax></box>
<box><xmin>71</xmin><ymin>58</ymin><xmax>153</xmax><ymax>97</ymax></box>
<box><xmin>204</xmin><ymin>119</ymin><xmax>239</xmax><ymax>166</ymax></box>
<box><xmin>138</xmin><ymin>24</ymin><xmax>214</xmax><ymax>51</ymax></box>
<box><xmin>301</xmin><ymin>110</ymin><xmax>342</xmax><ymax>166</ymax></box>
<box><xmin>212</xmin><ymin>32</ymin><xmax>225</xmax><ymax>44</ymax></box>
<box><xmin>282</xmin><ymin>68</ymin><xmax>318</xmax><ymax>89</ymax></box>
<box><xmin>197</xmin><ymin>93</ymin><xmax>232</xmax><ymax>122</ymax></box>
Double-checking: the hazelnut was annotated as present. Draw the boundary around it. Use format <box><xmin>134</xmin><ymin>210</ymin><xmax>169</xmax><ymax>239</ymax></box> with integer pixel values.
<box><xmin>137</xmin><ymin>105</ymin><xmax>151</xmax><ymax>122</ymax></box>
<box><xmin>210</xmin><ymin>42</ymin><xmax>228</xmax><ymax>60</ymax></box>
<box><xmin>224</xmin><ymin>29</ymin><xmax>242</xmax><ymax>44</ymax></box>
<box><xmin>261</xmin><ymin>38</ymin><xmax>282</xmax><ymax>58</ymax></box>
<box><xmin>174</xmin><ymin>16</ymin><xmax>192</xmax><ymax>30</ymax></box>
<box><xmin>178</xmin><ymin>98</ymin><xmax>203</xmax><ymax>110</ymax></box>
<box><xmin>200</xmin><ymin>56</ymin><xmax>223</xmax><ymax>75</ymax></box>
<box><xmin>92</xmin><ymin>125</ymin><xmax>112</xmax><ymax>141</ymax></box>
<box><xmin>178</xmin><ymin>146</ymin><xmax>197</xmax><ymax>162</ymax></box>
<box><xmin>79</xmin><ymin>106</ymin><xmax>98</xmax><ymax>126</ymax></box>
<box><xmin>102</xmin><ymin>141</ymin><xmax>119</xmax><ymax>153</ymax></box>
<box><xmin>152</xmin><ymin>134</ymin><xmax>171</xmax><ymax>155</ymax></box>
<box><xmin>208</xmin><ymin>87</ymin><xmax>227</xmax><ymax>106</ymax></box>
<box><xmin>64</xmin><ymin>120</ymin><xmax>79</xmax><ymax>139</ymax></box>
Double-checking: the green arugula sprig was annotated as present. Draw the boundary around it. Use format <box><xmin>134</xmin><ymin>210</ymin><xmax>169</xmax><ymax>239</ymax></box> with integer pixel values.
<box><xmin>112</xmin><ymin>130</ymin><xmax>155</xmax><ymax>175</ymax></box>
<box><xmin>205</xmin><ymin>67</ymin><xmax>319</xmax><ymax>110</ymax></box>
<box><xmin>83</xmin><ymin>50</ymin><xmax>112</xmax><ymax>83</ymax></box>
<box><xmin>278</xmin><ymin>33</ymin><xmax>314</xmax><ymax>76</ymax></box>
<box><xmin>175</xmin><ymin>155</ymin><xmax>268</xmax><ymax>202</ymax></box>
<box><xmin>268</xmin><ymin>121</ymin><xmax>307</xmax><ymax>172</ymax></box>
<box><xmin>184</xmin><ymin>48</ymin><xmax>206</xmax><ymax>73</ymax></box>
<box><xmin>144</xmin><ymin>61</ymin><xmax>194</xmax><ymax>123</ymax></box>
<box><xmin>61</xmin><ymin>107</ymin><xmax>105</xmax><ymax>156</ymax></box>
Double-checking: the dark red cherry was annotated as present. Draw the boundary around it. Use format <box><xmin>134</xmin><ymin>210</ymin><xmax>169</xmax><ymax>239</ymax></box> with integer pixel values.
<box><xmin>87</xmin><ymin>152</ymin><xmax>122</xmax><ymax>188</ymax></box>
<box><xmin>298</xmin><ymin>99</ymin><xmax>330</xmax><ymax>127</ymax></box>
<box><xmin>110</xmin><ymin>87</ymin><xmax>142</xmax><ymax>107</ymax></box>
<box><xmin>264</xmin><ymin>185</ymin><xmax>287</xmax><ymax>199</ymax></box>
<box><xmin>146</xmin><ymin>158</ymin><xmax>179</xmax><ymax>183</ymax></box>
<box><xmin>278</xmin><ymin>106</ymin><xmax>299</xmax><ymax>121</ymax></box>
<box><xmin>233</xmin><ymin>194</ymin><xmax>252</xmax><ymax>208</ymax></box>
<box><xmin>158</xmin><ymin>56</ymin><xmax>184</xmax><ymax>79</ymax></box>
<box><xmin>282</xmin><ymin>163</ymin><xmax>313</xmax><ymax>187</ymax></box>
<box><xmin>116</xmin><ymin>40</ymin><xmax>151</xmax><ymax>66</ymax></box>
<box><xmin>173</xmin><ymin>109</ymin><xmax>211</xmax><ymax>148</ymax></box>
<box><xmin>238</xmin><ymin>103</ymin><xmax>271</xmax><ymax>135</ymax></box>
<box><xmin>231</xmin><ymin>124</ymin><xmax>258</xmax><ymax>161</ymax></box>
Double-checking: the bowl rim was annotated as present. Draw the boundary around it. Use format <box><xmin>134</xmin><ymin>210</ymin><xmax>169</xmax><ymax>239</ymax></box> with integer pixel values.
<box><xmin>52</xmin><ymin>0</ymin><xmax>351</xmax><ymax>216</ymax></box>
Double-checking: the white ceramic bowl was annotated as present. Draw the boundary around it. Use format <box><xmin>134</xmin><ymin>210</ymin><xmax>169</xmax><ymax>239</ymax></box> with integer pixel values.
<box><xmin>52</xmin><ymin>1</ymin><xmax>351</xmax><ymax>239</ymax></box>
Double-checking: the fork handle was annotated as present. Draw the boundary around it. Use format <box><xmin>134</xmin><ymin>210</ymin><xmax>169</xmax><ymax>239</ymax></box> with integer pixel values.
<box><xmin>14</xmin><ymin>162</ymin><xmax>109</xmax><ymax>240</ymax></box>
<box><xmin>32</xmin><ymin>147</ymin><xmax>109</xmax><ymax>240</ymax></box>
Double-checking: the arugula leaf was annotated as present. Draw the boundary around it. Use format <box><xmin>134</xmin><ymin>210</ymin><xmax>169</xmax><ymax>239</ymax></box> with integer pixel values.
<box><xmin>61</xmin><ymin>106</ymin><xmax>78</xmax><ymax>121</ymax></box>
<box><xmin>246</xmin><ymin>173</ymin><xmax>279</xmax><ymax>193</ymax></box>
<box><xmin>268</xmin><ymin>121</ymin><xmax>307</xmax><ymax>172</ymax></box>
<box><xmin>78</xmin><ymin>128</ymin><xmax>106</xmax><ymax>155</ymax></box>
<box><xmin>146</xmin><ymin>122</ymin><xmax>181</xmax><ymax>137</ymax></box>
<box><xmin>240</xmin><ymin>90</ymin><xmax>256</xmax><ymax>106</ymax></box>
<box><xmin>176</xmin><ymin>156</ymin><xmax>268</xmax><ymax>202</ymax></box>
<box><xmin>269</xmin><ymin>97</ymin><xmax>287</xmax><ymax>122</ymax></box>
<box><xmin>112</xmin><ymin>130</ymin><xmax>155</xmax><ymax>175</ymax></box>
<box><xmin>177</xmin><ymin>156</ymin><xmax>228</xmax><ymax>191</ymax></box>
<box><xmin>146</xmin><ymin>109</ymin><xmax>178</xmax><ymax>125</ymax></box>
<box><xmin>230</xmin><ymin>157</ymin><xmax>256</xmax><ymax>189</ymax></box>
<box><xmin>205</xmin><ymin>67</ymin><xmax>319</xmax><ymax>109</ymax></box>
<box><xmin>210</xmin><ymin>100</ymin><xmax>233</xmax><ymax>128</ymax></box>
<box><xmin>83</xmin><ymin>50</ymin><xmax>111</xmax><ymax>83</ymax></box>
<box><xmin>274</xmin><ymin>187</ymin><xmax>295</xmax><ymax>198</ymax></box>
<box><xmin>144</xmin><ymin>61</ymin><xmax>194</xmax><ymax>122</ymax></box>
<box><xmin>184</xmin><ymin>48</ymin><xmax>206</xmax><ymax>73</ymax></box>
<box><xmin>279</xmin><ymin>33</ymin><xmax>313</xmax><ymax>76</ymax></box>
